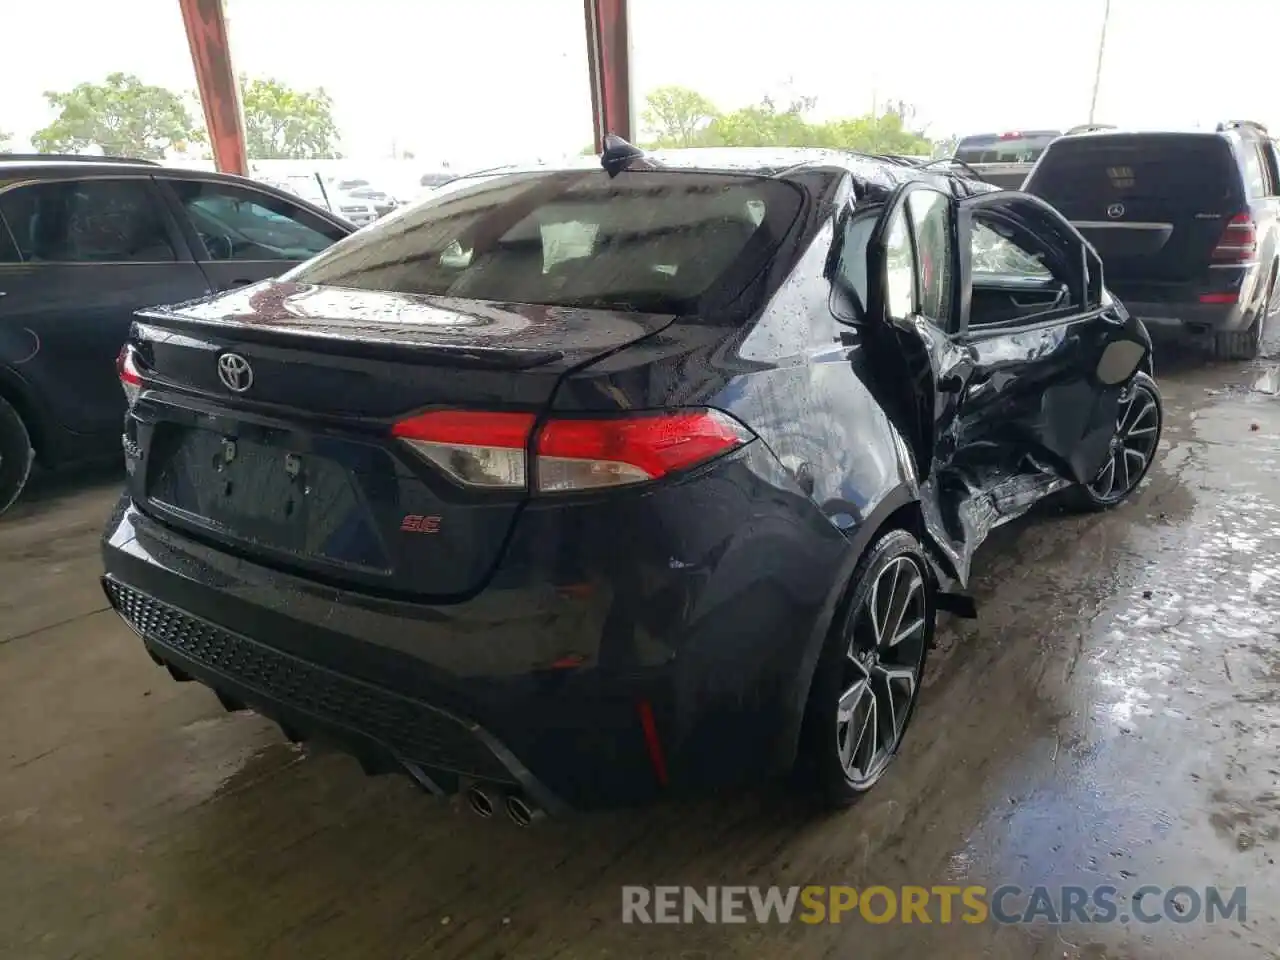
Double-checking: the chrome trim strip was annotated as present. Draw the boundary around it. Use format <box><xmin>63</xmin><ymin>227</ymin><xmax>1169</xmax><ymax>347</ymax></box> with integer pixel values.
<box><xmin>1071</xmin><ymin>221</ymin><xmax>1172</xmax><ymax>229</ymax></box>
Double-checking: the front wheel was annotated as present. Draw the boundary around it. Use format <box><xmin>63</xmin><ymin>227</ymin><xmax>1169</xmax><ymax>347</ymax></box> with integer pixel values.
<box><xmin>797</xmin><ymin>527</ymin><xmax>936</xmax><ymax>807</ymax></box>
<box><xmin>1067</xmin><ymin>371</ymin><xmax>1162</xmax><ymax>512</ymax></box>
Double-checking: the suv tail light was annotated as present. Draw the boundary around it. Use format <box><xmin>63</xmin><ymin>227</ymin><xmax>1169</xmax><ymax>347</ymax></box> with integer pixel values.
<box><xmin>1211</xmin><ymin>213</ymin><xmax>1257</xmax><ymax>263</ymax></box>
<box><xmin>117</xmin><ymin>345</ymin><xmax>142</xmax><ymax>407</ymax></box>
<box><xmin>391</xmin><ymin>408</ymin><xmax>753</xmax><ymax>493</ymax></box>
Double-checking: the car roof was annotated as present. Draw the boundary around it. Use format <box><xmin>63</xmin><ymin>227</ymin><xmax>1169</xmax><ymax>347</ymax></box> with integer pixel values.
<box><xmin>1058</xmin><ymin>125</ymin><xmax>1260</xmax><ymax>143</ymax></box>
<box><xmin>0</xmin><ymin>158</ymin><xmax>161</xmax><ymax>175</ymax></box>
<box><xmin>433</xmin><ymin>147</ymin><xmax>995</xmax><ymax>199</ymax></box>
<box><xmin>0</xmin><ymin>157</ymin><xmax>257</xmax><ymax>182</ymax></box>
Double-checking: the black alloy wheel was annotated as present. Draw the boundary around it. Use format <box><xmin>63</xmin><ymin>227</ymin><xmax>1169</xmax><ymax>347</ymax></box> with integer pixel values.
<box><xmin>1072</xmin><ymin>371</ymin><xmax>1162</xmax><ymax>511</ymax></box>
<box><xmin>799</xmin><ymin>527</ymin><xmax>935</xmax><ymax>805</ymax></box>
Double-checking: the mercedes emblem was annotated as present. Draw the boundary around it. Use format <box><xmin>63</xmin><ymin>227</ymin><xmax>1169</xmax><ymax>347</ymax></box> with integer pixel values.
<box><xmin>217</xmin><ymin>353</ymin><xmax>253</xmax><ymax>393</ymax></box>
<box><xmin>1106</xmin><ymin>202</ymin><xmax>1125</xmax><ymax>219</ymax></box>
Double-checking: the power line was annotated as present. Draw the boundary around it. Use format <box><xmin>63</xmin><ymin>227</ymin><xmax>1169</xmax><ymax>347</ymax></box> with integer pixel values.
<box><xmin>1088</xmin><ymin>0</ymin><xmax>1112</xmax><ymax>124</ymax></box>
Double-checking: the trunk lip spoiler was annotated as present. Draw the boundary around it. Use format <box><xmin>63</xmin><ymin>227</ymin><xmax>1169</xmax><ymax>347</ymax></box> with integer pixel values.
<box><xmin>132</xmin><ymin>306</ymin><xmax>567</xmax><ymax>370</ymax></box>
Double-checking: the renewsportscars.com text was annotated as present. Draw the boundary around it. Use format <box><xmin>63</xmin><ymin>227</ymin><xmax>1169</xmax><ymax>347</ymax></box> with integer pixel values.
<box><xmin>621</xmin><ymin>885</ymin><xmax>1247</xmax><ymax>925</ymax></box>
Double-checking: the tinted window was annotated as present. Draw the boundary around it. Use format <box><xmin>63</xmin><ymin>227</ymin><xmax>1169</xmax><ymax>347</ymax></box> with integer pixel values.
<box><xmin>170</xmin><ymin>180</ymin><xmax>344</xmax><ymax>261</ymax></box>
<box><xmin>287</xmin><ymin>170</ymin><xmax>803</xmax><ymax>315</ymax></box>
<box><xmin>0</xmin><ymin>179</ymin><xmax>176</xmax><ymax>263</ymax></box>
<box><xmin>1028</xmin><ymin>136</ymin><xmax>1240</xmax><ymax>216</ymax></box>
<box><xmin>0</xmin><ymin>212</ymin><xmax>20</xmax><ymax>264</ymax></box>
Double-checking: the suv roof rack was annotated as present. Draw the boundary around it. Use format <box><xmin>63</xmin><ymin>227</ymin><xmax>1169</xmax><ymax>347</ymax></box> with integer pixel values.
<box><xmin>1216</xmin><ymin>120</ymin><xmax>1269</xmax><ymax>136</ymax></box>
<box><xmin>0</xmin><ymin>152</ymin><xmax>159</xmax><ymax>165</ymax></box>
<box><xmin>1065</xmin><ymin>123</ymin><xmax>1116</xmax><ymax>135</ymax></box>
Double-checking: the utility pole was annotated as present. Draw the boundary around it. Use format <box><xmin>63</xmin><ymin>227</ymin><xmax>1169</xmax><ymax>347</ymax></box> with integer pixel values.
<box><xmin>1087</xmin><ymin>0</ymin><xmax>1112</xmax><ymax>125</ymax></box>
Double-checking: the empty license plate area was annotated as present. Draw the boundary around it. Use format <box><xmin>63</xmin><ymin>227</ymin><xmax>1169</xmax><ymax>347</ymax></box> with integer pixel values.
<box><xmin>149</xmin><ymin>425</ymin><xmax>388</xmax><ymax>570</ymax></box>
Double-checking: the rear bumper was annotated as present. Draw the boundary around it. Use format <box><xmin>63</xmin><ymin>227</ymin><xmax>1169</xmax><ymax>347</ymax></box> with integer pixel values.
<box><xmin>102</xmin><ymin>575</ymin><xmax>565</xmax><ymax>806</ymax></box>
<box><xmin>100</xmin><ymin>452</ymin><xmax>847</xmax><ymax>811</ymax></box>
<box><xmin>1114</xmin><ymin>263</ymin><xmax>1263</xmax><ymax>333</ymax></box>
<box><xmin>1121</xmin><ymin>300</ymin><xmax>1244</xmax><ymax>332</ymax></box>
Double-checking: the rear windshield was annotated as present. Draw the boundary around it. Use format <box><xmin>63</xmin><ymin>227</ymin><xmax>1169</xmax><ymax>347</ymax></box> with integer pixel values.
<box><xmin>1028</xmin><ymin>135</ymin><xmax>1240</xmax><ymax>211</ymax></box>
<box><xmin>285</xmin><ymin>169</ymin><xmax>802</xmax><ymax>314</ymax></box>
<box><xmin>955</xmin><ymin>133</ymin><xmax>1059</xmax><ymax>164</ymax></box>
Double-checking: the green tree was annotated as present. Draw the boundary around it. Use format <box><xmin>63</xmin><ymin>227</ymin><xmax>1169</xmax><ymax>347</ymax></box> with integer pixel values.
<box><xmin>641</xmin><ymin>85</ymin><xmax>720</xmax><ymax>147</ymax></box>
<box><xmin>0</xmin><ymin>129</ymin><xmax>11</xmax><ymax>151</ymax></box>
<box><xmin>241</xmin><ymin>77</ymin><xmax>341</xmax><ymax>160</ymax></box>
<box><xmin>814</xmin><ymin>110</ymin><xmax>933</xmax><ymax>155</ymax></box>
<box><xmin>32</xmin><ymin>72</ymin><xmax>201</xmax><ymax>159</ymax></box>
<box><xmin>709</xmin><ymin>94</ymin><xmax>818</xmax><ymax>147</ymax></box>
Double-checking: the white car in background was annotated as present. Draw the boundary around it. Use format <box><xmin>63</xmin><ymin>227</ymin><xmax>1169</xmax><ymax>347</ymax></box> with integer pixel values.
<box><xmin>259</xmin><ymin>173</ymin><xmax>380</xmax><ymax>226</ymax></box>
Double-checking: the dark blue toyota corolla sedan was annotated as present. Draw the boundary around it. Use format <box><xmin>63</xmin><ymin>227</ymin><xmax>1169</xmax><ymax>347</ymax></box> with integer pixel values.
<box><xmin>102</xmin><ymin>143</ymin><xmax>1162</xmax><ymax>823</ymax></box>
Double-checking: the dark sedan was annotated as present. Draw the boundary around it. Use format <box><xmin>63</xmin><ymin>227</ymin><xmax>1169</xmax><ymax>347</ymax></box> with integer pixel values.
<box><xmin>101</xmin><ymin>144</ymin><xmax>1162</xmax><ymax>821</ymax></box>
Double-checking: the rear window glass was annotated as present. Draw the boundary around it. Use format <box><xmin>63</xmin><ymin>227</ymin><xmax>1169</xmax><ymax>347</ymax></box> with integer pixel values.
<box><xmin>955</xmin><ymin>134</ymin><xmax>1058</xmax><ymax>164</ymax></box>
<box><xmin>285</xmin><ymin>169</ymin><xmax>802</xmax><ymax>315</ymax></box>
<box><xmin>1028</xmin><ymin>136</ymin><xmax>1239</xmax><ymax>211</ymax></box>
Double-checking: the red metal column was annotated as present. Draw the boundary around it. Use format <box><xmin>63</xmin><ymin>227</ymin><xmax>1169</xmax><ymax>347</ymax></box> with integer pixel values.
<box><xmin>584</xmin><ymin>0</ymin><xmax>634</xmax><ymax>148</ymax></box>
<box><xmin>178</xmin><ymin>0</ymin><xmax>248</xmax><ymax>176</ymax></box>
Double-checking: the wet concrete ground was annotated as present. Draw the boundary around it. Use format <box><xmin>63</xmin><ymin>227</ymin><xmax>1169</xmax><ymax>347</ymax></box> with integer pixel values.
<box><xmin>3</xmin><ymin>343</ymin><xmax>1280</xmax><ymax>960</ymax></box>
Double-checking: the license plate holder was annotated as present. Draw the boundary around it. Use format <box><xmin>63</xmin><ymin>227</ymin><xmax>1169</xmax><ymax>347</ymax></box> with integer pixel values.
<box><xmin>204</xmin><ymin>437</ymin><xmax>312</xmax><ymax>548</ymax></box>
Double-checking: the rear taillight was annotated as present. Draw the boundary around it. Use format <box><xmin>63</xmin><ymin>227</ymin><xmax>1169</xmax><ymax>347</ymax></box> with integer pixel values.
<box><xmin>1211</xmin><ymin>213</ymin><xmax>1257</xmax><ymax>263</ymax></box>
<box><xmin>117</xmin><ymin>345</ymin><xmax>142</xmax><ymax>407</ymax></box>
<box><xmin>391</xmin><ymin>408</ymin><xmax>753</xmax><ymax>493</ymax></box>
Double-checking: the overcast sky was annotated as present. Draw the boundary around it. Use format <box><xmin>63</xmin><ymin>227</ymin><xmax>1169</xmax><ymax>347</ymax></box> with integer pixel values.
<box><xmin>3</xmin><ymin>0</ymin><xmax>1278</xmax><ymax>167</ymax></box>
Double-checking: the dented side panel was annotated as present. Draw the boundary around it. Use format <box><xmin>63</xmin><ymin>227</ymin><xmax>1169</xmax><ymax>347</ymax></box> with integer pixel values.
<box><xmin>864</xmin><ymin>186</ymin><xmax>1154</xmax><ymax>587</ymax></box>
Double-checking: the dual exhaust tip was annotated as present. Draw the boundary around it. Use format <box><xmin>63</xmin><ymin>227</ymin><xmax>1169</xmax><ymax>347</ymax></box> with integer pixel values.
<box><xmin>466</xmin><ymin>784</ymin><xmax>543</xmax><ymax>826</ymax></box>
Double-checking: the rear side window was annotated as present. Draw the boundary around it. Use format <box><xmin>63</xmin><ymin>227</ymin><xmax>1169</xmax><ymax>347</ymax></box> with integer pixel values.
<box><xmin>286</xmin><ymin>170</ymin><xmax>803</xmax><ymax>315</ymax></box>
<box><xmin>1028</xmin><ymin>136</ymin><xmax>1240</xmax><ymax>216</ymax></box>
<box><xmin>956</xmin><ymin>134</ymin><xmax>1058</xmax><ymax>164</ymax></box>
<box><xmin>0</xmin><ymin>178</ymin><xmax>176</xmax><ymax>263</ymax></box>
<box><xmin>167</xmin><ymin>179</ymin><xmax>345</xmax><ymax>261</ymax></box>
<box><xmin>1241</xmin><ymin>143</ymin><xmax>1268</xmax><ymax>198</ymax></box>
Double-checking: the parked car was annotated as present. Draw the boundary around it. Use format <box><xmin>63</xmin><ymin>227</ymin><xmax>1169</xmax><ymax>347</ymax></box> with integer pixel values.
<box><xmin>101</xmin><ymin>143</ymin><xmax>1161</xmax><ymax>820</ymax></box>
<box><xmin>1024</xmin><ymin>120</ymin><xmax>1280</xmax><ymax>360</ymax></box>
<box><xmin>332</xmin><ymin>178</ymin><xmax>398</xmax><ymax>218</ymax></box>
<box><xmin>262</xmin><ymin>173</ymin><xmax>379</xmax><ymax>226</ymax></box>
<box><xmin>952</xmin><ymin>130</ymin><xmax>1063</xmax><ymax>189</ymax></box>
<box><xmin>0</xmin><ymin>155</ymin><xmax>355</xmax><ymax>514</ymax></box>
<box><xmin>418</xmin><ymin>171</ymin><xmax>456</xmax><ymax>190</ymax></box>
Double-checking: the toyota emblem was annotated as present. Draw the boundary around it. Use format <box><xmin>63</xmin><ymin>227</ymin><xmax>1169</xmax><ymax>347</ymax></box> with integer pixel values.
<box><xmin>1106</xmin><ymin>202</ymin><xmax>1125</xmax><ymax>219</ymax></box>
<box><xmin>217</xmin><ymin>353</ymin><xmax>253</xmax><ymax>393</ymax></box>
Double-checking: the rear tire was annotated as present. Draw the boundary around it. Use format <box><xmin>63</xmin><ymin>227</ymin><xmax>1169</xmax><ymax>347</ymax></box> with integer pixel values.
<box><xmin>0</xmin><ymin>397</ymin><xmax>34</xmax><ymax>517</ymax></box>
<box><xmin>1213</xmin><ymin>322</ymin><xmax>1263</xmax><ymax>361</ymax></box>
<box><xmin>796</xmin><ymin>527</ymin><xmax>935</xmax><ymax>807</ymax></box>
<box><xmin>1212</xmin><ymin>270</ymin><xmax>1274</xmax><ymax>361</ymax></box>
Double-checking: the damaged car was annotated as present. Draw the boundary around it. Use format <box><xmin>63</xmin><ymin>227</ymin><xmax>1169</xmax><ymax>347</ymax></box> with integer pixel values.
<box><xmin>101</xmin><ymin>142</ymin><xmax>1162</xmax><ymax>820</ymax></box>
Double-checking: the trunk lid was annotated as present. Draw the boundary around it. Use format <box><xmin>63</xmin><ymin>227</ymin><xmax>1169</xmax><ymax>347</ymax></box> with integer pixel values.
<box><xmin>127</xmin><ymin>280</ymin><xmax>674</xmax><ymax>598</ymax></box>
<box><xmin>1026</xmin><ymin>134</ymin><xmax>1243</xmax><ymax>284</ymax></box>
